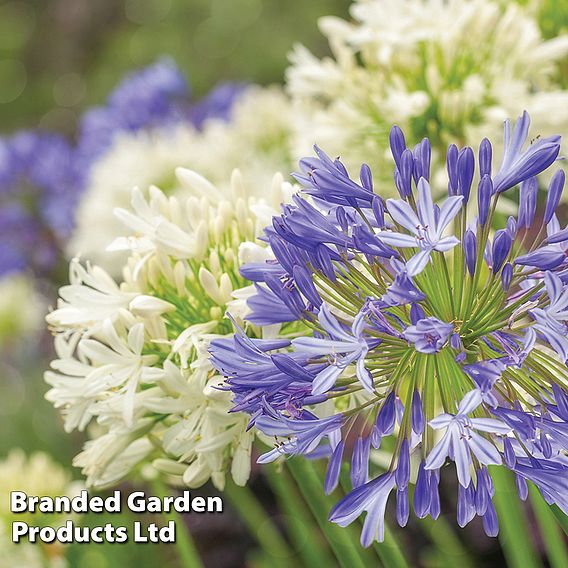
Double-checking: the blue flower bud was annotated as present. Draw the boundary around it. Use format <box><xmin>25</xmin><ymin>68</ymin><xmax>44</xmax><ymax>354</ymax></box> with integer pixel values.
<box><xmin>544</xmin><ymin>170</ymin><xmax>565</xmax><ymax>224</ymax></box>
<box><xmin>336</xmin><ymin>206</ymin><xmax>348</xmax><ymax>232</ymax></box>
<box><xmin>446</xmin><ymin>144</ymin><xmax>459</xmax><ymax>195</ymax></box>
<box><xmin>450</xmin><ymin>333</ymin><xmax>462</xmax><ymax>350</ymax></box>
<box><xmin>503</xmin><ymin>437</ymin><xmax>516</xmax><ymax>468</ymax></box>
<box><xmin>482</xmin><ymin>500</ymin><xmax>499</xmax><ymax>537</ymax></box>
<box><xmin>395</xmin><ymin>439</ymin><xmax>410</xmax><ymax>488</ymax></box>
<box><xmin>501</xmin><ymin>263</ymin><xmax>513</xmax><ymax>291</ymax></box>
<box><xmin>414</xmin><ymin>462</ymin><xmax>431</xmax><ymax>518</ymax></box>
<box><xmin>516</xmin><ymin>474</ymin><xmax>528</xmax><ymax>501</ymax></box>
<box><xmin>518</xmin><ymin>177</ymin><xmax>537</xmax><ymax>229</ymax></box>
<box><xmin>492</xmin><ymin>229</ymin><xmax>512</xmax><ymax>272</ymax></box>
<box><xmin>411</xmin><ymin>390</ymin><xmax>424</xmax><ymax>435</ymax></box>
<box><xmin>413</xmin><ymin>138</ymin><xmax>431</xmax><ymax>183</ymax></box>
<box><xmin>540</xmin><ymin>431</ymin><xmax>552</xmax><ymax>459</ymax></box>
<box><xmin>389</xmin><ymin>125</ymin><xmax>407</xmax><ymax>169</ymax></box>
<box><xmin>360</xmin><ymin>163</ymin><xmax>373</xmax><ymax>192</ymax></box>
<box><xmin>376</xmin><ymin>392</ymin><xmax>396</xmax><ymax>435</ymax></box>
<box><xmin>478</xmin><ymin>174</ymin><xmax>493</xmax><ymax>225</ymax></box>
<box><xmin>479</xmin><ymin>138</ymin><xmax>492</xmax><ymax>178</ymax></box>
<box><xmin>370</xmin><ymin>424</ymin><xmax>381</xmax><ymax>449</ymax></box>
<box><xmin>371</xmin><ymin>196</ymin><xmax>385</xmax><ymax>228</ymax></box>
<box><xmin>429</xmin><ymin>470</ymin><xmax>441</xmax><ymax>520</ymax></box>
<box><xmin>395</xmin><ymin>149</ymin><xmax>414</xmax><ymax>198</ymax></box>
<box><xmin>457</xmin><ymin>147</ymin><xmax>474</xmax><ymax>202</ymax></box>
<box><xmin>464</xmin><ymin>229</ymin><xmax>477</xmax><ymax>276</ymax></box>
<box><xmin>396</xmin><ymin>487</ymin><xmax>409</xmax><ymax>527</ymax></box>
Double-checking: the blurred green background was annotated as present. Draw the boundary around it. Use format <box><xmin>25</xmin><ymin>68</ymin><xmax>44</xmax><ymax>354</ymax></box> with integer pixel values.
<box><xmin>0</xmin><ymin>0</ymin><xmax>351</xmax><ymax>134</ymax></box>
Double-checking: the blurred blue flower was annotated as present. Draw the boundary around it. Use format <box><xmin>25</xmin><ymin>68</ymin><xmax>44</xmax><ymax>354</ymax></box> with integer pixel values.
<box><xmin>0</xmin><ymin>131</ymin><xmax>79</xmax><ymax>278</ymax></box>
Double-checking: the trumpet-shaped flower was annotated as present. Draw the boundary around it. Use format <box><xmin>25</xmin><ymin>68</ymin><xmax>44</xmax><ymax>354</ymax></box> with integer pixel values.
<box><xmin>425</xmin><ymin>390</ymin><xmax>511</xmax><ymax>487</ymax></box>
<box><xmin>213</xmin><ymin>112</ymin><xmax>568</xmax><ymax>544</ymax></box>
<box><xmin>378</xmin><ymin>179</ymin><xmax>462</xmax><ymax>275</ymax></box>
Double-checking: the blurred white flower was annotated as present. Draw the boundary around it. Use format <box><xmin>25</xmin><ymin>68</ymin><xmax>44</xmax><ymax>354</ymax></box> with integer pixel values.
<box><xmin>0</xmin><ymin>449</ymin><xmax>81</xmax><ymax>568</ymax></box>
<box><xmin>287</xmin><ymin>0</ymin><xmax>568</xmax><ymax>191</ymax></box>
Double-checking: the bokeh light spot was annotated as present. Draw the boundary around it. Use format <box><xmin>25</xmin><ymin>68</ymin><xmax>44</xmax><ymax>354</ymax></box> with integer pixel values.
<box><xmin>53</xmin><ymin>73</ymin><xmax>87</xmax><ymax>107</ymax></box>
<box><xmin>0</xmin><ymin>58</ymin><xmax>26</xmax><ymax>103</ymax></box>
<box><xmin>39</xmin><ymin>107</ymin><xmax>77</xmax><ymax>133</ymax></box>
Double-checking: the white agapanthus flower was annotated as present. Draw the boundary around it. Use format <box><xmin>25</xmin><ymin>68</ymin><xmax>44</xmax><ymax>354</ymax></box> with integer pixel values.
<box><xmin>287</xmin><ymin>0</ymin><xmax>568</xmax><ymax>190</ymax></box>
<box><xmin>69</xmin><ymin>86</ymin><xmax>294</xmax><ymax>273</ymax></box>
<box><xmin>47</xmin><ymin>169</ymin><xmax>294</xmax><ymax>490</ymax></box>
<box><xmin>0</xmin><ymin>450</ymin><xmax>81</xmax><ymax>568</ymax></box>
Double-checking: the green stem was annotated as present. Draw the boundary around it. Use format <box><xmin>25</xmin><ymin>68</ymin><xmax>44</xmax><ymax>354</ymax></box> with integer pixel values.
<box><xmin>267</xmin><ymin>464</ymin><xmax>335</xmax><ymax>567</ymax></box>
<box><xmin>150</xmin><ymin>479</ymin><xmax>204</xmax><ymax>568</ymax></box>
<box><xmin>490</xmin><ymin>467</ymin><xmax>542</xmax><ymax>568</ymax></box>
<box><xmin>529</xmin><ymin>485</ymin><xmax>568</xmax><ymax>568</ymax></box>
<box><xmin>224</xmin><ymin>479</ymin><xmax>293</xmax><ymax>566</ymax></box>
<box><xmin>286</xmin><ymin>458</ymin><xmax>369</xmax><ymax>568</ymax></box>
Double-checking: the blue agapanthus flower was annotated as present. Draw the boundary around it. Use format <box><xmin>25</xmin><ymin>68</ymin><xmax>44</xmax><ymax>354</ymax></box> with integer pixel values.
<box><xmin>76</xmin><ymin>58</ymin><xmax>246</xmax><ymax>169</ymax></box>
<box><xmin>0</xmin><ymin>131</ymin><xmax>80</xmax><ymax>278</ymax></box>
<box><xmin>211</xmin><ymin>111</ymin><xmax>568</xmax><ymax>545</ymax></box>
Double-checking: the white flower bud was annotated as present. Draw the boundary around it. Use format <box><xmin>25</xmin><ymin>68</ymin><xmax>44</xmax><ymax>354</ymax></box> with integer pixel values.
<box><xmin>208</xmin><ymin>249</ymin><xmax>221</xmax><ymax>278</ymax></box>
<box><xmin>230</xmin><ymin>168</ymin><xmax>245</xmax><ymax>200</ymax></box>
<box><xmin>219</xmin><ymin>273</ymin><xmax>234</xmax><ymax>301</ymax></box>
<box><xmin>176</xmin><ymin>167</ymin><xmax>223</xmax><ymax>203</ymax></box>
<box><xmin>129</xmin><ymin>295</ymin><xmax>175</xmax><ymax>318</ymax></box>
<box><xmin>194</xmin><ymin>220</ymin><xmax>210</xmax><ymax>262</ymax></box>
<box><xmin>198</xmin><ymin>267</ymin><xmax>226</xmax><ymax>305</ymax></box>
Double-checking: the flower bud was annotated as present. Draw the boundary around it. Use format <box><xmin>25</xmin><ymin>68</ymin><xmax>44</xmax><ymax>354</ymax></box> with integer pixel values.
<box><xmin>518</xmin><ymin>177</ymin><xmax>537</xmax><ymax>229</ymax></box>
<box><xmin>501</xmin><ymin>263</ymin><xmax>513</xmax><ymax>291</ymax></box>
<box><xmin>479</xmin><ymin>138</ymin><xmax>492</xmax><ymax>178</ymax></box>
<box><xmin>446</xmin><ymin>143</ymin><xmax>459</xmax><ymax>195</ymax></box>
<box><xmin>129</xmin><ymin>295</ymin><xmax>176</xmax><ymax>318</ymax></box>
<box><xmin>492</xmin><ymin>229</ymin><xmax>512</xmax><ymax>272</ymax></box>
<box><xmin>544</xmin><ymin>170</ymin><xmax>565</xmax><ymax>224</ymax></box>
<box><xmin>478</xmin><ymin>175</ymin><xmax>493</xmax><ymax>225</ymax></box>
<box><xmin>457</xmin><ymin>147</ymin><xmax>474</xmax><ymax>202</ymax></box>
<box><xmin>464</xmin><ymin>229</ymin><xmax>477</xmax><ymax>276</ymax></box>
<box><xmin>389</xmin><ymin>125</ymin><xmax>407</xmax><ymax>169</ymax></box>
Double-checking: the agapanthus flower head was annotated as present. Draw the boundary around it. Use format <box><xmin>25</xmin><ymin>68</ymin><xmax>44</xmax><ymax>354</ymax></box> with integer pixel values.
<box><xmin>0</xmin><ymin>130</ymin><xmax>80</xmax><ymax>279</ymax></box>
<box><xmin>46</xmin><ymin>168</ymin><xmax>294</xmax><ymax>491</ymax></box>
<box><xmin>75</xmin><ymin>58</ymin><xmax>246</xmax><ymax>180</ymax></box>
<box><xmin>287</xmin><ymin>0</ymin><xmax>568</xmax><ymax>191</ymax></box>
<box><xmin>212</xmin><ymin>112</ymin><xmax>568</xmax><ymax>544</ymax></box>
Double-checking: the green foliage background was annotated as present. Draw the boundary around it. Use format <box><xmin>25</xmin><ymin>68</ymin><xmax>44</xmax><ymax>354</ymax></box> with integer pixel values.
<box><xmin>0</xmin><ymin>0</ymin><xmax>351</xmax><ymax>133</ymax></box>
